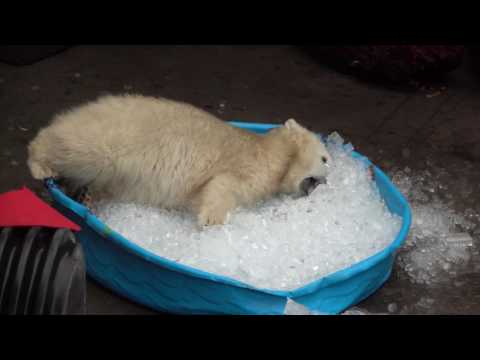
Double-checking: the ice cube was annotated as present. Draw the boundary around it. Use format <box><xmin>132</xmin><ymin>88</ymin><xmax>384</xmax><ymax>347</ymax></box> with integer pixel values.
<box><xmin>284</xmin><ymin>299</ymin><xmax>313</xmax><ymax>315</ymax></box>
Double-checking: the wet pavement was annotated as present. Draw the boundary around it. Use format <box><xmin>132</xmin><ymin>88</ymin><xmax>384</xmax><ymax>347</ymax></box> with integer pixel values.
<box><xmin>1</xmin><ymin>45</ymin><xmax>479</xmax><ymax>314</ymax></box>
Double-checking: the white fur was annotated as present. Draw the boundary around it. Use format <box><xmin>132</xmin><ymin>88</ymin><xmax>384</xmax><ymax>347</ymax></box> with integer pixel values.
<box><xmin>28</xmin><ymin>94</ymin><xmax>331</xmax><ymax>226</ymax></box>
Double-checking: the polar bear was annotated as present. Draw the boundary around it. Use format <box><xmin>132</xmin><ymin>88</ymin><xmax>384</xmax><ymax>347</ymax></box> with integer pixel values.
<box><xmin>28</xmin><ymin>94</ymin><xmax>332</xmax><ymax>226</ymax></box>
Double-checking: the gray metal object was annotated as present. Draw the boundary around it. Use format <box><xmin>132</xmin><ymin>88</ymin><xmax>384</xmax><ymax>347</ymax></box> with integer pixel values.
<box><xmin>0</xmin><ymin>226</ymin><xmax>86</xmax><ymax>314</ymax></box>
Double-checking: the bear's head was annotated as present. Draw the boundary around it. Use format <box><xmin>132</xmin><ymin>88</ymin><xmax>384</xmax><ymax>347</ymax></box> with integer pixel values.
<box><xmin>277</xmin><ymin>118</ymin><xmax>332</xmax><ymax>197</ymax></box>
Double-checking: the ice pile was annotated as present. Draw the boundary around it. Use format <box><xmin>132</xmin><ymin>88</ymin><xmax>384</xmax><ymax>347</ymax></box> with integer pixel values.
<box><xmin>93</xmin><ymin>133</ymin><xmax>402</xmax><ymax>291</ymax></box>
<box><xmin>391</xmin><ymin>166</ymin><xmax>479</xmax><ymax>286</ymax></box>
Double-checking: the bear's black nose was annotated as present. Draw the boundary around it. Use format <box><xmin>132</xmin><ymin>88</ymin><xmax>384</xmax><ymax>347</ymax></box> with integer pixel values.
<box><xmin>300</xmin><ymin>176</ymin><xmax>326</xmax><ymax>196</ymax></box>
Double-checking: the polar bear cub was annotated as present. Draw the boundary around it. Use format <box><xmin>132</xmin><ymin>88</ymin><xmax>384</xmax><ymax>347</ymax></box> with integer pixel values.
<box><xmin>28</xmin><ymin>94</ymin><xmax>332</xmax><ymax>226</ymax></box>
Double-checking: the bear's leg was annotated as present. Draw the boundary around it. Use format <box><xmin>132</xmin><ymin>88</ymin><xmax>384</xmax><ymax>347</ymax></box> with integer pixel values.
<box><xmin>193</xmin><ymin>174</ymin><xmax>238</xmax><ymax>227</ymax></box>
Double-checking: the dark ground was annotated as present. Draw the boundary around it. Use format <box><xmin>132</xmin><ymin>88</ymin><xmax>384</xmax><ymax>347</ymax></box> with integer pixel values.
<box><xmin>1</xmin><ymin>45</ymin><xmax>479</xmax><ymax>314</ymax></box>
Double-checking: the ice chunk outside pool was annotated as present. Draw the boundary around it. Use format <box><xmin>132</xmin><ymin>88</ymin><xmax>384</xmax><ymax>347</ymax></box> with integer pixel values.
<box><xmin>93</xmin><ymin>133</ymin><xmax>403</xmax><ymax>291</ymax></box>
<box><xmin>392</xmin><ymin>164</ymin><xmax>479</xmax><ymax>287</ymax></box>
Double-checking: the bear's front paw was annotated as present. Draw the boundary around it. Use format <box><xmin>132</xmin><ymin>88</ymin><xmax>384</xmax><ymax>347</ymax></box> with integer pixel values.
<box><xmin>82</xmin><ymin>193</ymin><xmax>94</xmax><ymax>210</ymax></box>
<box><xmin>197</xmin><ymin>206</ymin><xmax>228</xmax><ymax>227</ymax></box>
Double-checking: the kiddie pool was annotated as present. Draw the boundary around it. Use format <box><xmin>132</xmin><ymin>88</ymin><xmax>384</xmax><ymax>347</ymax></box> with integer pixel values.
<box><xmin>45</xmin><ymin>121</ymin><xmax>412</xmax><ymax>315</ymax></box>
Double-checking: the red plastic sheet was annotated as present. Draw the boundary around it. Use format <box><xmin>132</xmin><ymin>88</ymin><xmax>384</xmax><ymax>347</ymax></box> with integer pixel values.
<box><xmin>0</xmin><ymin>187</ymin><xmax>81</xmax><ymax>231</ymax></box>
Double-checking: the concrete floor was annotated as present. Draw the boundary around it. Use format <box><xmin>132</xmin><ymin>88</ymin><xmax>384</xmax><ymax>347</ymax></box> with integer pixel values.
<box><xmin>1</xmin><ymin>45</ymin><xmax>479</xmax><ymax>314</ymax></box>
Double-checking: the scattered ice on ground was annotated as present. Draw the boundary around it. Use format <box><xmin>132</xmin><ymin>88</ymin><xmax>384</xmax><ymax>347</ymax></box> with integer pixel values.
<box><xmin>391</xmin><ymin>164</ymin><xmax>479</xmax><ymax>287</ymax></box>
<box><xmin>387</xmin><ymin>302</ymin><xmax>398</xmax><ymax>313</ymax></box>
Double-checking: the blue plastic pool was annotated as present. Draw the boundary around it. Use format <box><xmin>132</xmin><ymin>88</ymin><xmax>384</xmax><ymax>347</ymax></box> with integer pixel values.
<box><xmin>45</xmin><ymin>121</ymin><xmax>411</xmax><ymax>315</ymax></box>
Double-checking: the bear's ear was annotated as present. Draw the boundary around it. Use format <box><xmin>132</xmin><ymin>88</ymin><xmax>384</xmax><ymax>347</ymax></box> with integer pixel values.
<box><xmin>285</xmin><ymin>118</ymin><xmax>301</xmax><ymax>130</ymax></box>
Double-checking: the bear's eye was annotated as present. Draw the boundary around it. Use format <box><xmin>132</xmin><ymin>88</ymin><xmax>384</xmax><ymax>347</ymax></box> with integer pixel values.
<box><xmin>321</xmin><ymin>156</ymin><xmax>328</xmax><ymax>163</ymax></box>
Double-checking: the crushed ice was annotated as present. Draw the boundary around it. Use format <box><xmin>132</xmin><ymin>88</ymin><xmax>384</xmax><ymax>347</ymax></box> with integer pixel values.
<box><xmin>93</xmin><ymin>132</ymin><xmax>402</xmax><ymax>291</ymax></box>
